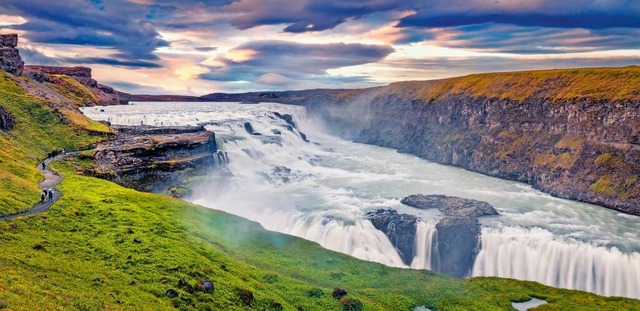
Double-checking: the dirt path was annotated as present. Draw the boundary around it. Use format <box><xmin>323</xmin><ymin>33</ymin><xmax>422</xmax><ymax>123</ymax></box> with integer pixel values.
<box><xmin>0</xmin><ymin>152</ymin><xmax>76</xmax><ymax>221</ymax></box>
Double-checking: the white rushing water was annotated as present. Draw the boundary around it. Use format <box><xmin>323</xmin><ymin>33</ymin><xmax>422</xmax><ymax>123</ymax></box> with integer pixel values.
<box><xmin>82</xmin><ymin>102</ymin><xmax>640</xmax><ymax>299</ymax></box>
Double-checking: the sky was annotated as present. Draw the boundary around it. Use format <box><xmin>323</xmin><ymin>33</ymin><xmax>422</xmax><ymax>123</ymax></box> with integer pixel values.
<box><xmin>1</xmin><ymin>0</ymin><xmax>639</xmax><ymax>95</ymax></box>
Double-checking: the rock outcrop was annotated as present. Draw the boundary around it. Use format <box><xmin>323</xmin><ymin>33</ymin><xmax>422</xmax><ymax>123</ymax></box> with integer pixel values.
<box><xmin>24</xmin><ymin>66</ymin><xmax>95</xmax><ymax>86</ymax></box>
<box><xmin>365</xmin><ymin>209</ymin><xmax>418</xmax><ymax>264</ymax></box>
<box><xmin>304</xmin><ymin>67</ymin><xmax>640</xmax><ymax>216</ymax></box>
<box><xmin>90</xmin><ymin>125</ymin><xmax>227</xmax><ymax>194</ymax></box>
<box><xmin>402</xmin><ymin>194</ymin><xmax>498</xmax><ymax>278</ymax></box>
<box><xmin>23</xmin><ymin>65</ymin><xmax>130</xmax><ymax>105</ymax></box>
<box><xmin>0</xmin><ymin>104</ymin><xmax>14</xmax><ymax>131</ymax></box>
<box><xmin>0</xmin><ymin>34</ymin><xmax>24</xmax><ymax>75</ymax></box>
<box><xmin>401</xmin><ymin>195</ymin><xmax>498</xmax><ymax>218</ymax></box>
<box><xmin>366</xmin><ymin>195</ymin><xmax>498</xmax><ymax>278</ymax></box>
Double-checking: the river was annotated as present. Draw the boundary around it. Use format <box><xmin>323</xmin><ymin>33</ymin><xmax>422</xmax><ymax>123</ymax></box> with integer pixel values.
<box><xmin>81</xmin><ymin>101</ymin><xmax>640</xmax><ymax>299</ymax></box>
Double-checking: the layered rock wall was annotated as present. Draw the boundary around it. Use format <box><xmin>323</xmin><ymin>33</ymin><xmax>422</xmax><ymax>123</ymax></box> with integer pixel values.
<box><xmin>91</xmin><ymin>125</ymin><xmax>227</xmax><ymax>194</ymax></box>
<box><xmin>306</xmin><ymin>68</ymin><xmax>640</xmax><ymax>215</ymax></box>
<box><xmin>24</xmin><ymin>65</ymin><xmax>97</xmax><ymax>87</ymax></box>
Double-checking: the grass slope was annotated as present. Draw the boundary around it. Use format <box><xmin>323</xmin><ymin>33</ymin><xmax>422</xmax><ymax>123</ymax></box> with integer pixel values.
<box><xmin>386</xmin><ymin>66</ymin><xmax>640</xmax><ymax>102</ymax></box>
<box><xmin>0</xmin><ymin>73</ymin><xmax>110</xmax><ymax>215</ymax></box>
<box><xmin>0</xmin><ymin>70</ymin><xmax>639</xmax><ymax>310</ymax></box>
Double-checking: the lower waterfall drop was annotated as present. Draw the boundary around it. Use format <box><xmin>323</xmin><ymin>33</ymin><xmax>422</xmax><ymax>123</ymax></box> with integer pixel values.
<box><xmin>472</xmin><ymin>226</ymin><xmax>640</xmax><ymax>298</ymax></box>
<box><xmin>410</xmin><ymin>221</ymin><xmax>437</xmax><ymax>270</ymax></box>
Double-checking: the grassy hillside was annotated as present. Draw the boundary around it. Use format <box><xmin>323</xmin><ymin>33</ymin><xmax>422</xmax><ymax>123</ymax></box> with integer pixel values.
<box><xmin>0</xmin><ymin>73</ymin><xmax>111</xmax><ymax>215</ymax></box>
<box><xmin>385</xmin><ymin>66</ymin><xmax>640</xmax><ymax>102</ymax></box>
<box><xmin>1</xmin><ymin>70</ymin><xmax>639</xmax><ymax>310</ymax></box>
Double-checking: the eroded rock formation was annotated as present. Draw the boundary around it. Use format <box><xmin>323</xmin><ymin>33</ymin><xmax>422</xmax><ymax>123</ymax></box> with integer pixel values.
<box><xmin>365</xmin><ymin>209</ymin><xmax>418</xmax><ymax>264</ymax></box>
<box><xmin>401</xmin><ymin>194</ymin><xmax>497</xmax><ymax>278</ymax></box>
<box><xmin>366</xmin><ymin>195</ymin><xmax>498</xmax><ymax>278</ymax></box>
<box><xmin>0</xmin><ymin>34</ymin><xmax>24</xmax><ymax>75</ymax></box>
<box><xmin>23</xmin><ymin>65</ymin><xmax>130</xmax><ymax>105</ymax></box>
<box><xmin>90</xmin><ymin>125</ymin><xmax>227</xmax><ymax>194</ymax></box>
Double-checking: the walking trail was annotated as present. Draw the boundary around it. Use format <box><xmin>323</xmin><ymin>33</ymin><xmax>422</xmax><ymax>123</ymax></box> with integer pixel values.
<box><xmin>0</xmin><ymin>152</ymin><xmax>76</xmax><ymax>221</ymax></box>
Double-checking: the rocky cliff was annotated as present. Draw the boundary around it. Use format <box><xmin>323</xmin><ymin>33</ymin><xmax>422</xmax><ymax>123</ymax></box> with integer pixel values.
<box><xmin>89</xmin><ymin>125</ymin><xmax>227</xmax><ymax>195</ymax></box>
<box><xmin>23</xmin><ymin>65</ymin><xmax>130</xmax><ymax>105</ymax></box>
<box><xmin>304</xmin><ymin>67</ymin><xmax>640</xmax><ymax>216</ymax></box>
<box><xmin>366</xmin><ymin>195</ymin><xmax>498</xmax><ymax>278</ymax></box>
<box><xmin>0</xmin><ymin>34</ymin><xmax>24</xmax><ymax>75</ymax></box>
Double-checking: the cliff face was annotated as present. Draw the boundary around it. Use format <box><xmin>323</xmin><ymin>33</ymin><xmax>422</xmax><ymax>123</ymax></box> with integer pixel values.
<box><xmin>306</xmin><ymin>67</ymin><xmax>640</xmax><ymax>216</ymax></box>
<box><xmin>23</xmin><ymin>65</ymin><xmax>131</xmax><ymax>105</ymax></box>
<box><xmin>90</xmin><ymin>125</ymin><xmax>227</xmax><ymax>194</ymax></box>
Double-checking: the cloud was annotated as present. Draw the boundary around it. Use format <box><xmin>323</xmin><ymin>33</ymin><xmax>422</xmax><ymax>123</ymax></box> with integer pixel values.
<box><xmin>0</xmin><ymin>0</ymin><xmax>167</xmax><ymax>63</ymax></box>
<box><xmin>201</xmin><ymin>40</ymin><xmax>394</xmax><ymax>81</ymax></box>
<box><xmin>174</xmin><ymin>65</ymin><xmax>209</xmax><ymax>80</ymax></box>
<box><xmin>225</xmin><ymin>0</ymin><xmax>410</xmax><ymax>32</ymax></box>
<box><xmin>19</xmin><ymin>47</ymin><xmax>62</xmax><ymax>65</ymax></box>
<box><xmin>63</xmin><ymin>57</ymin><xmax>163</xmax><ymax>68</ymax></box>
<box><xmin>199</xmin><ymin>40</ymin><xmax>393</xmax><ymax>89</ymax></box>
<box><xmin>194</xmin><ymin>46</ymin><xmax>217</xmax><ymax>52</ymax></box>
<box><xmin>399</xmin><ymin>13</ymin><xmax>640</xmax><ymax>29</ymax></box>
<box><xmin>255</xmin><ymin>72</ymin><xmax>290</xmax><ymax>86</ymax></box>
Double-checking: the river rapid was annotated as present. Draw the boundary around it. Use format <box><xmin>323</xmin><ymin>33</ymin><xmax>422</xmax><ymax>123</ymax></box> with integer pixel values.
<box><xmin>82</xmin><ymin>102</ymin><xmax>640</xmax><ymax>299</ymax></box>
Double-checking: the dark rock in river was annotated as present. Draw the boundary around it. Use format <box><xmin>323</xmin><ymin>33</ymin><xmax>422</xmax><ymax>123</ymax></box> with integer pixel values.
<box><xmin>401</xmin><ymin>194</ymin><xmax>498</xmax><ymax>218</ymax></box>
<box><xmin>273</xmin><ymin>112</ymin><xmax>296</xmax><ymax>128</ymax></box>
<box><xmin>433</xmin><ymin>216</ymin><xmax>480</xmax><ymax>278</ymax></box>
<box><xmin>365</xmin><ymin>209</ymin><xmax>418</xmax><ymax>265</ymax></box>
<box><xmin>91</xmin><ymin>125</ymin><xmax>227</xmax><ymax>194</ymax></box>
<box><xmin>404</xmin><ymin>194</ymin><xmax>497</xmax><ymax>278</ymax></box>
<box><xmin>366</xmin><ymin>195</ymin><xmax>498</xmax><ymax>278</ymax></box>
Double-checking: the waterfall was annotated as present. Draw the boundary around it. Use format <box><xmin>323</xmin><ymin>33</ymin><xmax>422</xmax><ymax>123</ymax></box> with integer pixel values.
<box><xmin>80</xmin><ymin>102</ymin><xmax>640</xmax><ymax>300</ymax></box>
<box><xmin>410</xmin><ymin>221</ymin><xmax>437</xmax><ymax>270</ymax></box>
<box><xmin>472</xmin><ymin>226</ymin><xmax>640</xmax><ymax>298</ymax></box>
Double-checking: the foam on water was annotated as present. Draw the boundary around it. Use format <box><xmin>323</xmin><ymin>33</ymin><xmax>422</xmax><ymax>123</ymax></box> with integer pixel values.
<box><xmin>82</xmin><ymin>102</ymin><xmax>640</xmax><ymax>298</ymax></box>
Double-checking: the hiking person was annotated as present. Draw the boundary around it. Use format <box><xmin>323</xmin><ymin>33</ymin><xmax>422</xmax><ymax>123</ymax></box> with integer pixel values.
<box><xmin>41</xmin><ymin>190</ymin><xmax>46</xmax><ymax>203</ymax></box>
<box><xmin>41</xmin><ymin>162</ymin><xmax>45</xmax><ymax>170</ymax></box>
<box><xmin>47</xmin><ymin>189</ymin><xmax>54</xmax><ymax>202</ymax></box>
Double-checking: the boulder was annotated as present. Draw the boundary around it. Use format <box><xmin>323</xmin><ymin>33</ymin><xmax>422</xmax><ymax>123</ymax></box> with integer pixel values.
<box><xmin>0</xmin><ymin>104</ymin><xmax>15</xmax><ymax>131</ymax></box>
<box><xmin>365</xmin><ymin>209</ymin><xmax>418</xmax><ymax>265</ymax></box>
<box><xmin>401</xmin><ymin>194</ymin><xmax>498</xmax><ymax>278</ymax></box>
<box><xmin>433</xmin><ymin>217</ymin><xmax>480</xmax><ymax>278</ymax></box>
<box><xmin>165</xmin><ymin>289</ymin><xmax>178</xmax><ymax>298</ymax></box>
<box><xmin>0</xmin><ymin>34</ymin><xmax>18</xmax><ymax>47</ymax></box>
<box><xmin>0</xmin><ymin>34</ymin><xmax>24</xmax><ymax>75</ymax></box>
<box><xmin>196</xmin><ymin>280</ymin><xmax>214</xmax><ymax>293</ymax></box>
<box><xmin>401</xmin><ymin>194</ymin><xmax>497</xmax><ymax>218</ymax></box>
<box><xmin>332</xmin><ymin>287</ymin><xmax>348</xmax><ymax>300</ymax></box>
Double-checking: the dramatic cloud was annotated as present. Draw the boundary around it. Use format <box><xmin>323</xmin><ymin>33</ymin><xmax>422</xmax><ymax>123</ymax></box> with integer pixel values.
<box><xmin>225</xmin><ymin>0</ymin><xmax>411</xmax><ymax>32</ymax></box>
<box><xmin>201</xmin><ymin>40</ymin><xmax>394</xmax><ymax>87</ymax></box>
<box><xmin>399</xmin><ymin>13</ymin><xmax>640</xmax><ymax>30</ymax></box>
<box><xmin>1</xmin><ymin>0</ymin><xmax>168</xmax><ymax>62</ymax></box>
<box><xmin>0</xmin><ymin>0</ymin><xmax>639</xmax><ymax>93</ymax></box>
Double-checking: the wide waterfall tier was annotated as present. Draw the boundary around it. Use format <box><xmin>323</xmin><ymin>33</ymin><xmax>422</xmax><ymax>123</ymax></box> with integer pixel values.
<box><xmin>81</xmin><ymin>102</ymin><xmax>640</xmax><ymax>299</ymax></box>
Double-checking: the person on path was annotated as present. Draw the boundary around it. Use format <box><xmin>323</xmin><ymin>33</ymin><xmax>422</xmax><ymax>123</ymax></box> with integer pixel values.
<box><xmin>41</xmin><ymin>162</ymin><xmax>45</xmax><ymax>170</ymax></box>
<box><xmin>47</xmin><ymin>189</ymin><xmax>54</xmax><ymax>202</ymax></box>
<box><xmin>41</xmin><ymin>190</ymin><xmax>47</xmax><ymax>203</ymax></box>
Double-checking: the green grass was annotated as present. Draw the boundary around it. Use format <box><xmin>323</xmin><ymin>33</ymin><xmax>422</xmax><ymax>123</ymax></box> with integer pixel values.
<box><xmin>1</xmin><ymin>69</ymin><xmax>639</xmax><ymax>310</ymax></box>
<box><xmin>2</xmin><ymin>159</ymin><xmax>638</xmax><ymax>310</ymax></box>
<box><xmin>384</xmin><ymin>66</ymin><xmax>640</xmax><ymax>102</ymax></box>
<box><xmin>0</xmin><ymin>73</ymin><xmax>110</xmax><ymax>215</ymax></box>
